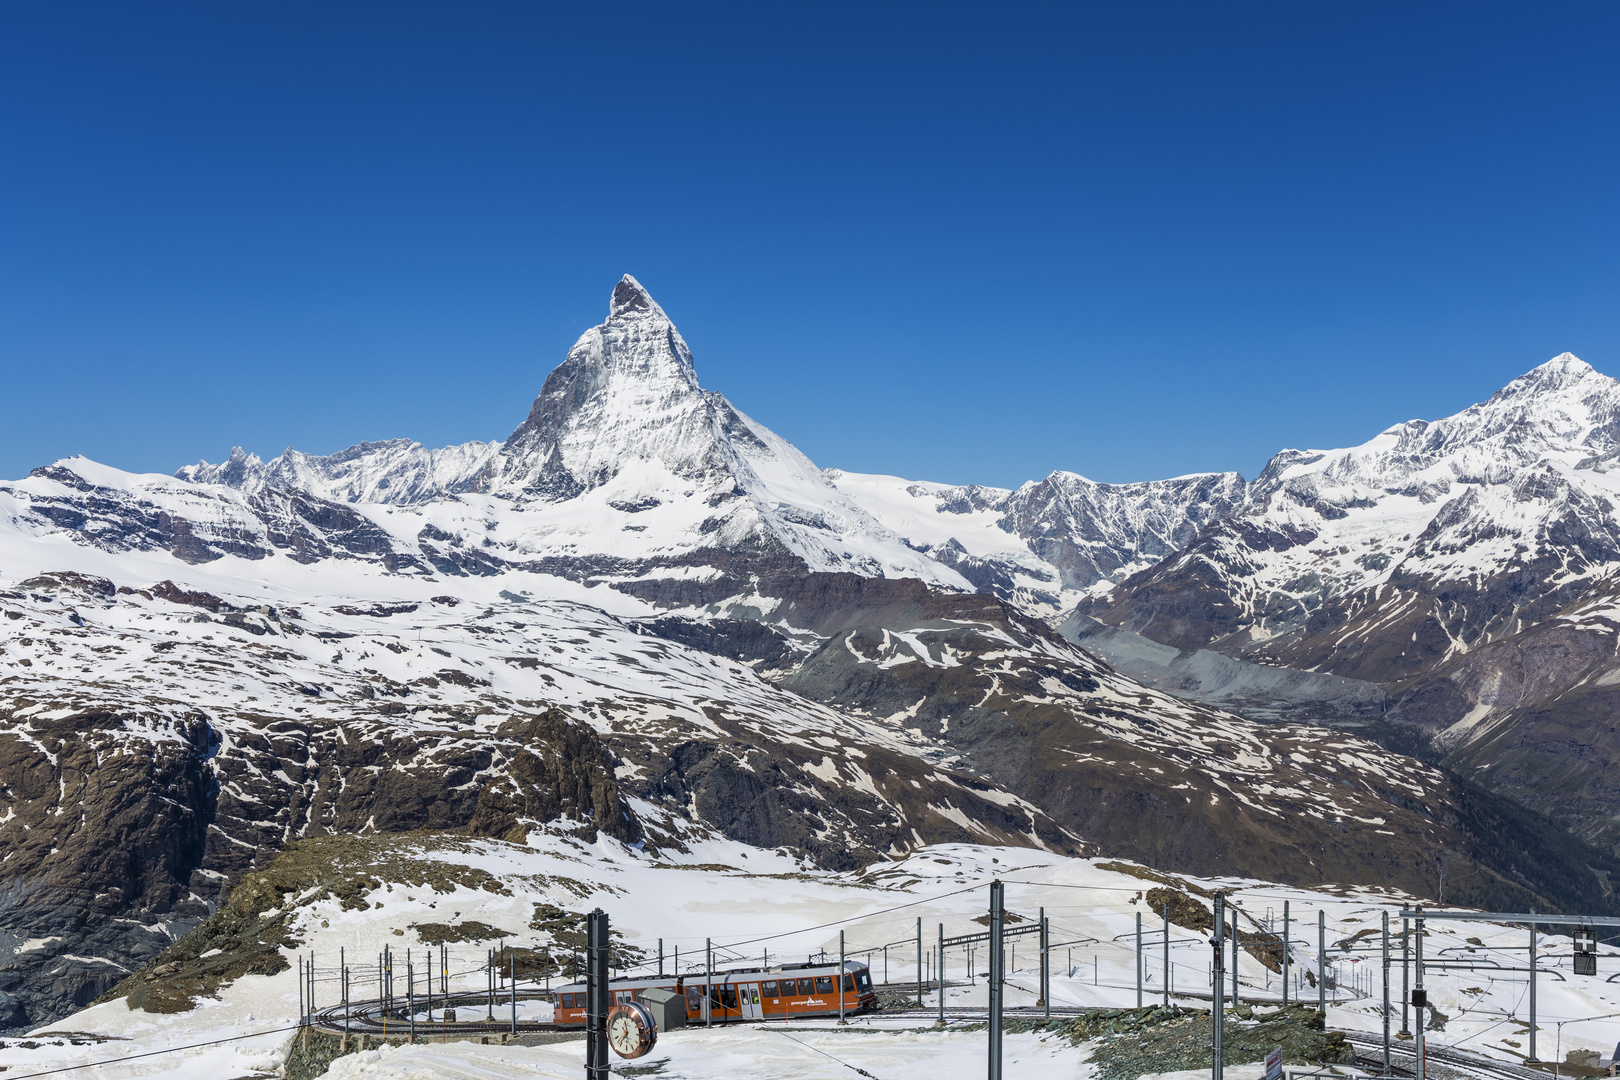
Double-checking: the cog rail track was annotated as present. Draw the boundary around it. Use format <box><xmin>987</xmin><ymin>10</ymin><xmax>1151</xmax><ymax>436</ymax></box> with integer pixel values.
<box><xmin>1342</xmin><ymin>1033</ymin><xmax>1546</xmax><ymax>1080</ymax></box>
<box><xmin>312</xmin><ymin>994</ymin><xmax>1548</xmax><ymax>1080</ymax></box>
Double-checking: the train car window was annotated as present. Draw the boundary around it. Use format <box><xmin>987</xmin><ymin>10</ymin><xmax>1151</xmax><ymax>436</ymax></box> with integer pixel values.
<box><xmin>763</xmin><ymin>980</ymin><xmax>779</xmax><ymax>997</ymax></box>
<box><xmin>843</xmin><ymin>975</ymin><xmax>856</xmax><ymax>992</ymax></box>
<box><xmin>797</xmin><ymin>978</ymin><xmax>814</xmax><ymax>995</ymax></box>
<box><xmin>719</xmin><ymin>985</ymin><xmax>737</xmax><ymax>1008</ymax></box>
<box><xmin>815</xmin><ymin>976</ymin><xmax>834</xmax><ymax>994</ymax></box>
<box><xmin>615</xmin><ymin>990</ymin><xmax>632</xmax><ymax>1004</ymax></box>
<box><xmin>856</xmin><ymin>971</ymin><xmax>872</xmax><ymax>991</ymax></box>
<box><xmin>686</xmin><ymin>985</ymin><xmax>702</xmax><ymax>1011</ymax></box>
<box><xmin>557</xmin><ymin>993</ymin><xmax>571</xmax><ymax>1008</ymax></box>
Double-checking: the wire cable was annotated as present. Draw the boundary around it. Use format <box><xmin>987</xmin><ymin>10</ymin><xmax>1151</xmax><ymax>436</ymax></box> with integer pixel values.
<box><xmin>0</xmin><ymin>1023</ymin><xmax>302</xmax><ymax>1080</ymax></box>
<box><xmin>762</xmin><ymin>1025</ymin><xmax>885</xmax><ymax>1080</ymax></box>
<box><xmin>718</xmin><ymin>882</ymin><xmax>986</xmax><ymax>950</ymax></box>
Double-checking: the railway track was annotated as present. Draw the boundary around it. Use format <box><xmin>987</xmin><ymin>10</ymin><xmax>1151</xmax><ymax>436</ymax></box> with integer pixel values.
<box><xmin>1342</xmin><ymin>1032</ymin><xmax>1548</xmax><ymax>1080</ymax></box>
<box><xmin>308</xmin><ymin>995</ymin><xmax>1096</xmax><ymax>1038</ymax></box>
<box><xmin>310</xmin><ymin>989</ymin><xmax>558</xmax><ymax>1039</ymax></box>
<box><xmin>311</xmin><ymin>992</ymin><xmax>1556</xmax><ymax>1080</ymax></box>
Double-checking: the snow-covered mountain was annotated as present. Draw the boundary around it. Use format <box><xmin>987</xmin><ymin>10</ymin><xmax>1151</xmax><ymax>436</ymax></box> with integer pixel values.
<box><xmin>5</xmin><ymin>278</ymin><xmax>1620</xmax><ymax>1036</ymax></box>
<box><xmin>172</xmin><ymin>276</ymin><xmax>969</xmax><ymax>597</ymax></box>
<box><xmin>827</xmin><ymin>469</ymin><xmax>1245</xmax><ymax>614</ymax></box>
<box><xmin>1092</xmin><ymin>354</ymin><xmax>1620</xmax><ymax>687</ymax></box>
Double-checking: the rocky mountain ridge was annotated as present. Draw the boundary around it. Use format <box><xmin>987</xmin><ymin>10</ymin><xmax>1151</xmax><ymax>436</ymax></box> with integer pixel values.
<box><xmin>1092</xmin><ymin>354</ymin><xmax>1620</xmax><ymax>682</ymax></box>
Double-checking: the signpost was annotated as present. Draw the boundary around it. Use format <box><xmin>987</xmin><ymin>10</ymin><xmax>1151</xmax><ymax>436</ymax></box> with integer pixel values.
<box><xmin>1575</xmin><ymin>927</ymin><xmax>1598</xmax><ymax>977</ymax></box>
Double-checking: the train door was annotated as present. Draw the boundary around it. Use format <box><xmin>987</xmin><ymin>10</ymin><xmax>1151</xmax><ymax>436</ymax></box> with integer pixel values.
<box><xmin>738</xmin><ymin>982</ymin><xmax>763</xmax><ymax>1020</ymax></box>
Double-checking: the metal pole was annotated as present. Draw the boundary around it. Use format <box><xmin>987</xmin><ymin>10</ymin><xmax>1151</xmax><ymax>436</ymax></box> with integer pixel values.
<box><xmin>706</xmin><ymin>938</ymin><xmax>713</xmax><ymax>1028</ymax></box>
<box><xmin>510</xmin><ymin>949</ymin><xmax>516</xmax><ymax>1036</ymax></box>
<box><xmin>1415</xmin><ymin>909</ymin><xmax>1425</xmax><ymax>1080</ymax></box>
<box><xmin>487</xmin><ymin>949</ymin><xmax>494</xmax><ymax>1020</ymax></box>
<box><xmin>1163</xmin><ymin>903</ymin><xmax>1171</xmax><ymax>1007</ymax></box>
<box><xmin>587</xmin><ymin>909</ymin><xmax>610</xmax><ymax>1079</ymax></box>
<box><xmin>1212</xmin><ymin>893</ymin><xmax>1226</xmax><ymax>1080</ymax></box>
<box><xmin>1400</xmin><ymin>918</ymin><xmax>1410</xmax><ymax>1036</ymax></box>
<box><xmin>1382</xmin><ymin>911</ymin><xmax>1391</xmax><ymax>1074</ymax></box>
<box><xmin>988</xmin><ymin>880</ymin><xmax>1005</xmax><ymax>1080</ymax></box>
<box><xmin>658</xmin><ymin>938</ymin><xmax>664</xmax><ymax>977</ymax></box>
<box><xmin>839</xmin><ymin>929</ymin><xmax>846</xmax><ymax>1025</ymax></box>
<box><xmin>1232</xmin><ymin>906</ymin><xmax>1240</xmax><ymax>1008</ymax></box>
<box><xmin>1040</xmin><ymin>910</ymin><xmax>1050</xmax><ymax>1017</ymax></box>
<box><xmin>298</xmin><ymin>956</ymin><xmax>305</xmax><ymax>1026</ymax></box>
<box><xmin>1136</xmin><ymin>912</ymin><xmax>1143</xmax><ymax>1007</ymax></box>
<box><xmin>937</xmin><ymin>923</ymin><xmax>946</xmax><ymax>1025</ymax></box>
<box><xmin>408</xmin><ymin>958</ymin><xmax>415</xmax><ymax>1043</ymax></box>
<box><xmin>1282</xmin><ymin>900</ymin><xmax>1290</xmax><ymax>1006</ymax></box>
<box><xmin>1318</xmin><ymin>910</ymin><xmax>1326</xmax><ymax>1012</ymax></box>
<box><xmin>1529</xmin><ymin>915</ymin><xmax>1539</xmax><ymax>1062</ymax></box>
<box><xmin>917</xmin><ymin>917</ymin><xmax>924</xmax><ymax>1008</ymax></box>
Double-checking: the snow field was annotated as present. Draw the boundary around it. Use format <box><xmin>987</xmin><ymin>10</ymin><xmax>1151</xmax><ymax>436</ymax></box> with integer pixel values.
<box><xmin>6</xmin><ymin>839</ymin><xmax>1620</xmax><ymax>1079</ymax></box>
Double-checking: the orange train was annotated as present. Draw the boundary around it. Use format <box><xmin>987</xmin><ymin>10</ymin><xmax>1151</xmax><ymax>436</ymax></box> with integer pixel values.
<box><xmin>552</xmin><ymin>960</ymin><xmax>877</xmax><ymax>1026</ymax></box>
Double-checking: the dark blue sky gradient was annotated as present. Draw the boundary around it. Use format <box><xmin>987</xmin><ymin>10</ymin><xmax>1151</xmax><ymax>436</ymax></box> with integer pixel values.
<box><xmin>2</xmin><ymin>3</ymin><xmax>1617</xmax><ymax>486</ymax></box>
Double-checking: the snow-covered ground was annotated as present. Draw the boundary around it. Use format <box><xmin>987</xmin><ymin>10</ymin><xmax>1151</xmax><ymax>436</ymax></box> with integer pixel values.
<box><xmin>4</xmin><ymin>837</ymin><xmax>1618</xmax><ymax>1079</ymax></box>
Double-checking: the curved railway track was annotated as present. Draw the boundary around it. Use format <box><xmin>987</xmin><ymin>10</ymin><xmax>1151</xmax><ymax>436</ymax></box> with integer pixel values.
<box><xmin>310</xmin><ymin>989</ymin><xmax>558</xmax><ymax>1039</ymax></box>
<box><xmin>1342</xmin><ymin>1032</ymin><xmax>1548</xmax><ymax>1080</ymax></box>
<box><xmin>311</xmin><ymin>993</ymin><xmax>1557</xmax><ymax>1080</ymax></box>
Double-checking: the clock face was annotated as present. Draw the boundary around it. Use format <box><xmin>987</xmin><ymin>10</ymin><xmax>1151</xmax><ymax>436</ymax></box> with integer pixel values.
<box><xmin>609</xmin><ymin>1015</ymin><xmax>640</xmax><ymax>1053</ymax></box>
<box><xmin>606</xmin><ymin>1002</ymin><xmax>656</xmax><ymax>1059</ymax></box>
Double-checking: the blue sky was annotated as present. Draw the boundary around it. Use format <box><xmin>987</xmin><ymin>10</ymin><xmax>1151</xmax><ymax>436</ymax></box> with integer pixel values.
<box><xmin>2</xmin><ymin>3</ymin><xmax>1616</xmax><ymax>487</ymax></box>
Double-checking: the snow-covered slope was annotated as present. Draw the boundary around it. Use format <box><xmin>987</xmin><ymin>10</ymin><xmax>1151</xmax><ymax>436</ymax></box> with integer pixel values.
<box><xmin>8</xmin><ymin>835</ymin><xmax>1619</xmax><ymax>1080</ymax></box>
<box><xmin>1094</xmin><ymin>354</ymin><xmax>1620</xmax><ymax>686</ymax></box>
<box><xmin>0</xmin><ymin>560</ymin><xmax>1064</xmax><ymax>1032</ymax></box>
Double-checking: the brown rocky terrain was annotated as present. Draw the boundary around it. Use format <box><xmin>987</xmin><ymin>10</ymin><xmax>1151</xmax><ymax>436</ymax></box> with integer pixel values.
<box><xmin>0</xmin><ymin>570</ymin><xmax>1068</xmax><ymax>1032</ymax></box>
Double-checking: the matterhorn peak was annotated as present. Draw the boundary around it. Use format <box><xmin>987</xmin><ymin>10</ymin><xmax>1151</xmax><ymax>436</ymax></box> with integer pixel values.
<box><xmin>609</xmin><ymin>274</ymin><xmax>665</xmax><ymax>320</ymax></box>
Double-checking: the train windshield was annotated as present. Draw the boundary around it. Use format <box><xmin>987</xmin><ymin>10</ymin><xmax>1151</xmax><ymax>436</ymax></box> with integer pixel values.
<box><xmin>855</xmin><ymin>970</ymin><xmax>872</xmax><ymax>991</ymax></box>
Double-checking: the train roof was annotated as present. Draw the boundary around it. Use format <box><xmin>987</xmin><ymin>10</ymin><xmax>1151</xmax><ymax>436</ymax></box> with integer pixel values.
<box><xmin>553</xmin><ymin>958</ymin><xmax>869</xmax><ymax>993</ymax></box>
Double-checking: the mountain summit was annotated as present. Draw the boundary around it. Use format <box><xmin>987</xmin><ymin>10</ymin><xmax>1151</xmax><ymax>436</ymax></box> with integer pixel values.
<box><xmin>172</xmin><ymin>275</ymin><xmax>967</xmax><ymax>591</ymax></box>
<box><xmin>609</xmin><ymin>272</ymin><xmax>663</xmax><ymax>318</ymax></box>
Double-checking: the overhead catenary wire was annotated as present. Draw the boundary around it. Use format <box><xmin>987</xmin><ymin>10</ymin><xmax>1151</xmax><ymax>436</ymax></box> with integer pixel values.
<box><xmin>717</xmin><ymin>882</ymin><xmax>987</xmax><ymax>951</ymax></box>
<box><xmin>763</xmin><ymin>1025</ymin><xmax>886</xmax><ymax>1080</ymax></box>
<box><xmin>0</xmin><ymin>1023</ymin><xmax>304</xmax><ymax>1080</ymax></box>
